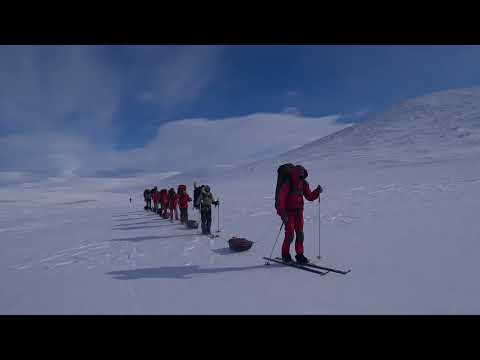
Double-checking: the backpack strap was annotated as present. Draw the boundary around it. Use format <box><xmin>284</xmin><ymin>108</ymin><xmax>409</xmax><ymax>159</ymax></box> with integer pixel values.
<box><xmin>290</xmin><ymin>180</ymin><xmax>304</xmax><ymax>196</ymax></box>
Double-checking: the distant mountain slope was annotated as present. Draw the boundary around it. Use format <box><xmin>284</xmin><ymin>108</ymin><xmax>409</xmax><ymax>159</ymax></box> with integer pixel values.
<box><xmin>228</xmin><ymin>88</ymin><xmax>480</xmax><ymax>177</ymax></box>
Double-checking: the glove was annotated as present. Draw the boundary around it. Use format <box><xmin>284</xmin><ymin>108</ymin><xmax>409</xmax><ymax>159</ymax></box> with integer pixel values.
<box><xmin>316</xmin><ymin>185</ymin><xmax>323</xmax><ymax>194</ymax></box>
<box><xmin>214</xmin><ymin>201</ymin><xmax>219</xmax><ymax>207</ymax></box>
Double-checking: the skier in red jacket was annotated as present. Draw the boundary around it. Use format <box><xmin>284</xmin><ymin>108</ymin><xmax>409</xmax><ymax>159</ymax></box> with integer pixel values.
<box><xmin>152</xmin><ymin>187</ymin><xmax>159</xmax><ymax>213</ymax></box>
<box><xmin>276</xmin><ymin>165</ymin><xmax>322</xmax><ymax>264</ymax></box>
<box><xmin>155</xmin><ymin>189</ymin><xmax>162</xmax><ymax>213</ymax></box>
<box><xmin>160</xmin><ymin>189</ymin><xmax>169</xmax><ymax>217</ymax></box>
<box><xmin>177</xmin><ymin>185</ymin><xmax>192</xmax><ymax>224</ymax></box>
<box><xmin>168</xmin><ymin>188</ymin><xmax>179</xmax><ymax>221</ymax></box>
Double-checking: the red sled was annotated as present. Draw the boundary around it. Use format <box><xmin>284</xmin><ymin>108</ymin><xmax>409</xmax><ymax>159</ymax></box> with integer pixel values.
<box><xmin>228</xmin><ymin>237</ymin><xmax>253</xmax><ymax>252</ymax></box>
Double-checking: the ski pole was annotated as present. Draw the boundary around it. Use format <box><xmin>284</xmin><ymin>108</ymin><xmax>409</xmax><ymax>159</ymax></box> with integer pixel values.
<box><xmin>216</xmin><ymin>197</ymin><xmax>220</xmax><ymax>233</ymax></box>
<box><xmin>317</xmin><ymin>195</ymin><xmax>321</xmax><ymax>260</ymax></box>
<box><xmin>266</xmin><ymin>222</ymin><xmax>284</xmax><ymax>265</ymax></box>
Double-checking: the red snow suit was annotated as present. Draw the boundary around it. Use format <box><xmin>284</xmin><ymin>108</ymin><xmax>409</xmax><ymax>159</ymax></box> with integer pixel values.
<box><xmin>168</xmin><ymin>190</ymin><xmax>179</xmax><ymax>221</ymax></box>
<box><xmin>152</xmin><ymin>191</ymin><xmax>160</xmax><ymax>208</ymax></box>
<box><xmin>178</xmin><ymin>193</ymin><xmax>192</xmax><ymax>209</ymax></box>
<box><xmin>161</xmin><ymin>190</ymin><xmax>169</xmax><ymax>207</ymax></box>
<box><xmin>160</xmin><ymin>189</ymin><xmax>169</xmax><ymax>215</ymax></box>
<box><xmin>168</xmin><ymin>192</ymin><xmax>178</xmax><ymax>209</ymax></box>
<box><xmin>276</xmin><ymin>165</ymin><xmax>320</xmax><ymax>256</ymax></box>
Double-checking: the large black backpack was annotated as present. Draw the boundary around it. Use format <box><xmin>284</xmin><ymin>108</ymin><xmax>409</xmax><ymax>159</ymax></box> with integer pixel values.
<box><xmin>193</xmin><ymin>185</ymin><xmax>204</xmax><ymax>210</ymax></box>
<box><xmin>274</xmin><ymin>163</ymin><xmax>296</xmax><ymax>211</ymax></box>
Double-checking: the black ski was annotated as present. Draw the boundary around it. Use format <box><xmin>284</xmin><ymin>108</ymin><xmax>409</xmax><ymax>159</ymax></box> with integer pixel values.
<box><xmin>275</xmin><ymin>257</ymin><xmax>351</xmax><ymax>275</ymax></box>
<box><xmin>263</xmin><ymin>257</ymin><xmax>328</xmax><ymax>275</ymax></box>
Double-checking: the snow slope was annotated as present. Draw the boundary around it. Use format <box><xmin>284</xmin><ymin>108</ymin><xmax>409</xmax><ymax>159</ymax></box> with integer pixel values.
<box><xmin>2</xmin><ymin>88</ymin><xmax>480</xmax><ymax>314</ymax></box>
<box><xmin>278</xmin><ymin>87</ymin><xmax>480</xmax><ymax>164</ymax></box>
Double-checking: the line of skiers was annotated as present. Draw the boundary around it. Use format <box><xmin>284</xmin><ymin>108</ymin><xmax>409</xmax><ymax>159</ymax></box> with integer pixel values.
<box><xmin>141</xmin><ymin>163</ymin><xmax>322</xmax><ymax>264</ymax></box>
<box><xmin>143</xmin><ymin>183</ymin><xmax>219</xmax><ymax>235</ymax></box>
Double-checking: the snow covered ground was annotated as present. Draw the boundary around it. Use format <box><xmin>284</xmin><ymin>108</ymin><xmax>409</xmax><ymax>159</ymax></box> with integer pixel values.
<box><xmin>2</xmin><ymin>88</ymin><xmax>480</xmax><ymax>314</ymax></box>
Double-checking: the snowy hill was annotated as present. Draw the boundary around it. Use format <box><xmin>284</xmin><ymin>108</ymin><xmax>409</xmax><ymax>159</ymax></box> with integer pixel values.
<box><xmin>3</xmin><ymin>88</ymin><xmax>480</xmax><ymax>314</ymax></box>
<box><xmin>277</xmin><ymin>87</ymin><xmax>480</xmax><ymax>165</ymax></box>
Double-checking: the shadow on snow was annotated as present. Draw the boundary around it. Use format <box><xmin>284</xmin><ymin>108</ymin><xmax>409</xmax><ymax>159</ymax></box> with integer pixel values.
<box><xmin>111</xmin><ymin>233</ymin><xmax>201</xmax><ymax>242</ymax></box>
<box><xmin>211</xmin><ymin>247</ymin><xmax>236</xmax><ymax>255</ymax></box>
<box><xmin>113</xmin><ymin>224</ymin><xmax>181</xmax><ymax>231</ymax></box>
<box><xmin>113</xmin><ymin>220</ymin><xmax>166</xmax><ymax>227</ymax></box>
<box><xmin>107</xmin><ymin>263</ymin><xmax>276</xmax><ymax>280</ymax></box>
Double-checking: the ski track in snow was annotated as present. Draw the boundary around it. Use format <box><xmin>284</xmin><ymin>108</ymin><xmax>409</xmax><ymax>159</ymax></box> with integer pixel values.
<box><xmin>182</xmin><ymin>235</ymin><xmax>203</xmax><ymax>266</ymax></box>
<box><xmin>125</xmin><ymin>243</ymin><xmax>141</xmax><ymax>314</ymax></box>
<box><xmin>12</xmin><ymin>209</ymin><xmax>165</xmax><ymax>271</ymax></box>
<box><xmin>12</xmin><ymin>242</ymin><xmax>113</xmax><ymax>270</ymax></box>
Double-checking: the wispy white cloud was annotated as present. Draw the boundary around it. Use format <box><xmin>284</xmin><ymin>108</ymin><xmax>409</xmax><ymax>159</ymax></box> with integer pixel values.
<box><xmin>82</xmin><ymin>113</ymin><xmax>351</xmax><ymax>177</ymax></box>
<box><xmin>0</xmin><ymin>46</ymin><xmax>126</xmax><ymax>183</ymax></box>
<box><xmin>0</xmin><ymin>46</ymin><xmax>349</xmax><ymax>182</ymax></box>
<box><xmin>137</xmin><ymin>46</ymin><xmax>222</xmax><ymax>110</ymax></box>
<box><xmin>0</xmin><ymin>171</ymin><xmax>33</xmax><ymax>186</ymax></box>
<box><xmin>0</xmin><ymin>46</ymin><xmax>121</xmax><ymax>138</ymax></box>
<box><xmin>283</xmin><ymin>107</ymin><xmax>302</xmax><ymax>116</ymax></box>
<box><xmin>0</xmin><ymin>131</ymin><xmax>104</xmax><ymax>178</ymax></box>
<box><xmin>0</xmin><ymin>112</ymin><xmax>351</xmax><ymax>180</ymax></box>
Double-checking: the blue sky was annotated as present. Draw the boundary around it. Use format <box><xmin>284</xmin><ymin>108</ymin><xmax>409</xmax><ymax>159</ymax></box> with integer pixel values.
<box><xmin>2</xmin><ymin>45</ymin><xmax>480</xmax><ymax>181</ymax></box>
<box><xmin>110</xmin><ymin>45</ymin><xmax>480</xmax><ymax>149</ymax></box>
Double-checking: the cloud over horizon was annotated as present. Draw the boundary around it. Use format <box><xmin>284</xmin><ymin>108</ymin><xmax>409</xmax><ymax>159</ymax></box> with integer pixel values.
<box><xmin>1</xmin><ymin>110</ymin><xmax>350</xmax><ymax>184</ymax></box>
<box><xmin>78</xmin><ymin>113</ymin><xmax>351</xmax><ymax>178</ymax></box>
<box><xmin>0</xmin><ymin>45</ymin><xmax>227</xmax><ymax>184</ymax></box>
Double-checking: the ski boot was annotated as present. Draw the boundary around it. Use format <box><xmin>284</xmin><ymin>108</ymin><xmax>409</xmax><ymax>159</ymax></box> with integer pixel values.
<box><xmin>282</xmin><ymin>253</ymin><xmax>293</xmax><ymax>263</ymax></box>
<box><xmin>295</xmin><ymin>254</ymin><xmax>309</xmax><ymax>265</ymax></box>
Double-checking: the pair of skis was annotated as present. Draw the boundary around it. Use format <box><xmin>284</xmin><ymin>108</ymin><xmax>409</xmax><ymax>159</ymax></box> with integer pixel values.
<box><xmin>262</xmin><ymin>257</ymin><xmax>351</xmax><ymax>276</ymax></box>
